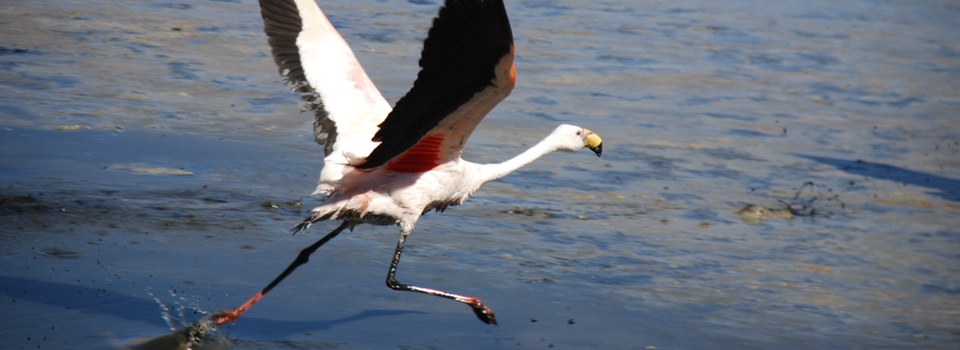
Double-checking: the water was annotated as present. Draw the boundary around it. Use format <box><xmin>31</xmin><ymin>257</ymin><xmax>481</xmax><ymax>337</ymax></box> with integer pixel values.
<box><xmin>2</xmin><ymin>0</ymin><xmax>958</xmax><ymax>348</ymax></box>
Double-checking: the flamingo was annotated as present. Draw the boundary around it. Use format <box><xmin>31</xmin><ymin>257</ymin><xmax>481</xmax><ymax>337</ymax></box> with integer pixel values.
<box><xmin>214</xmin><ymin>0</ymin><xmax>603</xmax><ymax>326</ymax></box>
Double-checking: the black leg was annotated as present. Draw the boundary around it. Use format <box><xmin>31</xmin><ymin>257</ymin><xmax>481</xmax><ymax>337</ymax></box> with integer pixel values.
<box><xmin>385</xmin><ymin>230</ymin><xmax>497</xmax><ymax>325</ymax></box>
<box><xmin>214</xmin><ymin>221</ymin><xmax>351</xmax><ymax>325</ymax></box>
<box><xmin>129</xmin><ymin>222</ymin><xmax>353</xmax><ymax>348</ymax></box>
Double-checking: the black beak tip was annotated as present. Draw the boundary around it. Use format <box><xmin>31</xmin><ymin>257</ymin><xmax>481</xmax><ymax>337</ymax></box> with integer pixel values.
<box><xmin>591</xmin><ymin>143</ymin><xmax>603</xmax><ymax>157</ymax></box>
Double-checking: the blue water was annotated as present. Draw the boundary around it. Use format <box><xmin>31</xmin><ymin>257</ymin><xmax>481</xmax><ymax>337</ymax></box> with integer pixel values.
<box><xmin>1</xmin><ymin>0</ymin><xmax>958</xmax><ymax>348</ymax></box>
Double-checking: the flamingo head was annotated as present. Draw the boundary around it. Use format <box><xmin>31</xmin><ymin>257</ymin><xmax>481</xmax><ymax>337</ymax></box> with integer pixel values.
<box><xmin>551</xmin><ymin>124</ymin><xmax>603</xmax><ymax>157</ymax></box>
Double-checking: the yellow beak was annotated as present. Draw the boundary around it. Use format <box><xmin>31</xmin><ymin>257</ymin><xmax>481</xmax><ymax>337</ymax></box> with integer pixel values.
<box><xmin>583</xmin><ymin>129</ymin><xmax>603</xmax><ymax>157</ymax></box>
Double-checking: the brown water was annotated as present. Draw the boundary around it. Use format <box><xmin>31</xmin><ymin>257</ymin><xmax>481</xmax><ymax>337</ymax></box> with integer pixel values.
<box><xmin>1</xmin><ymin>0</ymin><xmax>958</xmax><ymax>348</ymax></box>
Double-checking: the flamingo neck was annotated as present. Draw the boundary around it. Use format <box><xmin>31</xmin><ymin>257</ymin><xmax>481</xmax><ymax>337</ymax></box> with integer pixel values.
<box><xmin>474</xmin><ymin>135</ymin><xmax>560</xmax><ymax>184</ymax></box>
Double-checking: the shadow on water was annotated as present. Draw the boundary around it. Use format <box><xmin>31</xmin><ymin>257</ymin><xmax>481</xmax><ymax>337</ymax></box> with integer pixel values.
<box><xmin>0</xmin><ymin>275</ymin><xmax>168</xmax><ymax>328</ymax></box>
<box><xmin>0</xmin><ymin>275</ymin><xmax>422</xmax><ymax>343</ymax></box>
<box><xmin>226</xmin><ymin>309</ymin><xmax>425</xmax><ymax>340</ymax></box>
<box><xmin>796</xmin><ymin>154</ymin><xmax>960</xmax><ymax>202</ymax></box>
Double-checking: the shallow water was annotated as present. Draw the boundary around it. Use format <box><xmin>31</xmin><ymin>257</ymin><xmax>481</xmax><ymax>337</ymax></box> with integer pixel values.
<box><xmin>2</xmin><ymin>0</ymin><xmax>959</xmax><ymax>348</ymax></box>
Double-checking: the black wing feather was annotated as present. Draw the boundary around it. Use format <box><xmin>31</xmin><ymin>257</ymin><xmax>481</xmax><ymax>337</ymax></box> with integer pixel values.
<box><xmin>358</xmin><ymin>0</ymin><xmax>513</xmax><ymax>169</ymax></box>
<box><xmin>260</xmin><ymin>0</ymin><xmax>337</xmax><ymax>154</ymax></box>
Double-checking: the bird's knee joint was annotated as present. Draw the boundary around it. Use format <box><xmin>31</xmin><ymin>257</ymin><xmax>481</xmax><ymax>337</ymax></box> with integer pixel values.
<box><xmin>385</xmin><ymin>278</ymin><xmax>404</xmax><ymax>290</ymax></box>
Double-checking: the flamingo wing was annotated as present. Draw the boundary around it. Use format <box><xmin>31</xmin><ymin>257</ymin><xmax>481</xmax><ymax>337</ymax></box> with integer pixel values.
<box><xmin>358</xmin><ymin>0</ymin><xmax>516</xmax><ymax>173</ymax></box>
<box><xmin>259</xmin><ymin>0</ymin><xmax>391</xmax><ymax>159</ymax></box>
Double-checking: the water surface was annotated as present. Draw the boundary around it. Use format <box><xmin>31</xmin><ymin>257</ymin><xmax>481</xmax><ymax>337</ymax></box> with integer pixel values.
<box><xmin>1</xmin><ymin>0</ymin><xmax>958</xmax><ymax>348</ymax></box>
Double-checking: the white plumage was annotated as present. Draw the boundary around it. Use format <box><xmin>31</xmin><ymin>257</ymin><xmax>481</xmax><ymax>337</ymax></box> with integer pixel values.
<box><xmin>215</xmin><ymin>0</ymin><xmax>604</xmax><ymax>326</ymax></box>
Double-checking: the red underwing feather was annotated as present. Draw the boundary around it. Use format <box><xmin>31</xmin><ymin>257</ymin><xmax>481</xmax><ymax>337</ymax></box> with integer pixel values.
<box><xmin>384</xmin><ymin>134</ymin><xmax>446</xmax><ymax>173</ymax></box>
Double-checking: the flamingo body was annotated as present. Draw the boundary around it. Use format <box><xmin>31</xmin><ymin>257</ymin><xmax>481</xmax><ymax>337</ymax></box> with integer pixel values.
<box><xmin>257</xmin><ymin>0</ymin><xmax>603</xmax><ymax>324</ymax></box>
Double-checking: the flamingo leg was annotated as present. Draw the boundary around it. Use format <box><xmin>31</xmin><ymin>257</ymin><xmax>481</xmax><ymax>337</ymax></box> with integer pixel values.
<box><xmin>385</xmin><ymin>230</ymin><xmax>498</xmax><ymax>325</ymax></box>
<box><xmin>214</xmin><ymin>221</ymin><xmax>351</xmax><ymax>325</ymax></box>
